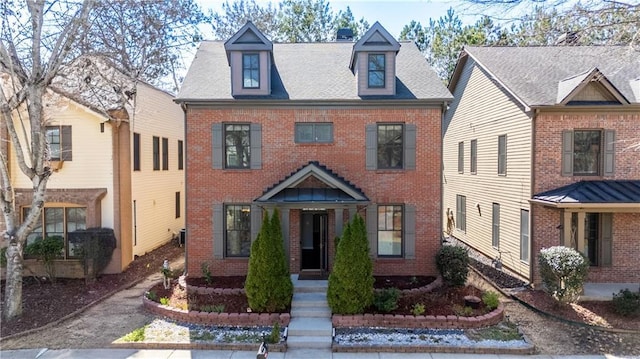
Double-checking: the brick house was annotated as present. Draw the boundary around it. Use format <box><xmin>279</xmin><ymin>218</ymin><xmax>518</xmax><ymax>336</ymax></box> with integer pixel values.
<box><xmin>2</xmin><ymin>57</ymin><xmax>185</xmax><ymax>277</ymax></box>
<box><xmin>175</xmin><ymin>22</ymin><xmax>452</xmax><ymax>278</ymax></box>
<box><xmin>443</xmin><ymin>46</ymin><xmax>639</xmax><ymax>284</ymax></box>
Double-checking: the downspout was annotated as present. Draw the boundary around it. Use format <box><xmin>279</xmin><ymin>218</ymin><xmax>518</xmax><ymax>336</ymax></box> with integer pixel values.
<box><xmin>181</xmin><ymin>103</ymin><xmax>188</xmax><ymax>276</ymax></box>
<box><xmin>440</xmin><ymin>101</ymin><xmax>448</xmax><ymax>246</ymax></box>
<box><xmin>529</xmin><ymin>109</ymin><xmax>538</xmax><ymax>284</ymax></box>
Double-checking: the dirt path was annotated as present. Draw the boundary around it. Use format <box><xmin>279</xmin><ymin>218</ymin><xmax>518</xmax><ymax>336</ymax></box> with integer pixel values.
<box><xmin>2</xmin><ymin>266</ymin><xmax>638</xmax><ymax>356</ymax></box>
<box><xmin>0</xmin><ymin>258</ymin><xmax>184</xmax><ymax>350</ymax></box>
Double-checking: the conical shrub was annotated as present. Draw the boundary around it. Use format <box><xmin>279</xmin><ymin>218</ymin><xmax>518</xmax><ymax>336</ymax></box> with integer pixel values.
<box><xmin>245</xmin><ymin>209</ymin><xmax>293</xmax><ymax>312</ymax></box>
<box><xmin>327</xmin><ymin>214</ymin><xmax>374</xmax><ymax>314</ymax></box>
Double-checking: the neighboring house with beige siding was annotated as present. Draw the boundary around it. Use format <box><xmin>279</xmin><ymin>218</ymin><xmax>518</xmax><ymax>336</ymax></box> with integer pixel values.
<box><xmin>444</xmin><ymin>46</ymin><xmax>640</xmax><ymax>285</ymax></box>
<box><xmin>3</xmin><ymin>58</ymin><xmax>184</xmax><ymax>277</ymax></box>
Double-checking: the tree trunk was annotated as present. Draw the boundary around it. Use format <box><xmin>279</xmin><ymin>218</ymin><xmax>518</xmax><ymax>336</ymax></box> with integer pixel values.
<box><xmin>3</xmin><ymin>242</ymin><xmax>24</xmax><ymax>320</ymax></box>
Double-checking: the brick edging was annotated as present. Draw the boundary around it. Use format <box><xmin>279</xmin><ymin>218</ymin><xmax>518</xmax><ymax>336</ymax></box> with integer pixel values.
<box><xmin>142</xmin><ymin>295</ymin><xmax>290</xmax><ymax>327</ymax></box>
<box><xmin>110</xmin><ymin>341</ymin><xmax>287</xmax><ymax>351</ymax></box>
<box><xmin>332</xmin><ymin>342</ymin><xmax>535</xmax><ymax>355</ymax></box>
<box><xmin>332</xmin><ymin>303</ymin><xmax>504</xmax><ymax>329</ymax></box>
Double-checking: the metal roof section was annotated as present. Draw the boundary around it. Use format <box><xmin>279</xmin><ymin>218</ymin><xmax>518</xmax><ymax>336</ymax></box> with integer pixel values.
<box><xmin>531</xmin><ymin>180</ymin><xmax>640</xmax><ymax>209</ymax></box>
<box><xmin>255</xmin><ymin>161</ymin><xmax>368</xmax><ymax>204</ymax></box>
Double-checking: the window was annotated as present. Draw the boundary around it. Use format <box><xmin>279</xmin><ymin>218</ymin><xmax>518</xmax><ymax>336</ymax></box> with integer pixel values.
<box><xmin>492</xmin><ymin>203</ymin><xmax>500</xmax><ymax>248</ymax></box>
<box><xmin>152</xmin><ymin>136</ymin><xmax>160</xmax><ymax>170</ymax></box>
<box><xmin>178</xmin><ymin>140</ymin><xmax>184</xmax><ymax>170</ymax></box>
<box><xmin>368</xmin><ymin>54</ymin><xmax>385</xmax><ymax>88</ymax></box>
<box><xmin>377</xmin><ymin>205</ymin><xmax>402</xmax><ymax>257</ymax></box>
<box><xmin>22</xmin><ymin>206</ymin><xmax>86</xmax><ymax>259</ymax></box>
<box><xmin>574</xmin><ymin>130</ymin><xmax>601</xmax><ymax>175</ymax></box>
<box><xmin>520</xmin><ymin>209</ymin><xmax>529</xmax><ymax>262</ymax></box>
<box><xmin>377</xmin><ymin>124</ymin><xmax>403</xmax><ymax>169</ymax></box>
<box><xmin>133</xmin><ymin>133</ymin><xmax>141</xmax><ymax>171</ymax></box>
<box><xmin>242</xmin><ymin>53</ymin><xmax>260</xmax><ymax>88</ymax></box>
<box><xmin>498</xmin><ymin>135</ymin><xmax>507</xmax><ymax>175</ymax></box>
<box><xmin>470</xmin><ymin>139</ymin><xmax>477</xmax><ymax>174</ymax></box>
<box><xmin>162</xmin><ymin>137</ymin><xmax>169</xmax><ymax>170</ymax></box>
<box><xmin>295</xmin><ymin>123</ymin><xmax>333</xmax><ymax>143</ymax></box>
<box><xmin>563</xmin><ymin>129</ymin><xmax>614</xmax><ymax>177</ymax></box>
<box><xmin>458</xmin><ymin>141</ymin><xmax>464</xmax><ymax>173</ymax></box>
<box><xmin>456</xmin><ymin>195</ymin><xmax>466</xmax><ymax>232</ymax></box>
<box><xmin>45</xmin><ymin>126</ymin><xmax>72</xmax><ymax>161</ymax></box>
<box><xmin>225</xmin><ymin>205</ymin><xmax>251</xmax><ymax>257</ymax></box>
<box><xmin>175</xmin><ymin>192</ymin><xmax>181</xmax><ymax>219</ymax></box>
<box><xmin>225</xmin><ymin>124</ymin><xmax>250</xmax><ymax>168</ymax></box>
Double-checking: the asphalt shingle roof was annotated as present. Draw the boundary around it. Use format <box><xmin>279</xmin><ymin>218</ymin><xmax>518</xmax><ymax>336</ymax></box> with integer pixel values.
<box><xmin>177</xmin><ymin>41</ymin><xmax>452</xmax><ymax>102</ymax></box>
<box><xmin>463</xmin><ymin>46</ymin><xmax>640</xmax><ymax>106</ymax></box>
<box><xmin>532</xmin><ymin>180</ymin><xmax>640</xmax><ymax>205</ymax></box>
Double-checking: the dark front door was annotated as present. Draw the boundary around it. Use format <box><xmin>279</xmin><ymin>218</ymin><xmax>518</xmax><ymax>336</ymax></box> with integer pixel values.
<box><xmin>301</xmin><ymin>212</ymin><xmax>328</xmax><ymax>270</ymax></box>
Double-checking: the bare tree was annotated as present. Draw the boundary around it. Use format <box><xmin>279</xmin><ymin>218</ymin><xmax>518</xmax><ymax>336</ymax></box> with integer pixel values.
<box><xmin>0</xmin><ymin>0</ymin><xmax>95</xmax><ymax>321</ymax></box>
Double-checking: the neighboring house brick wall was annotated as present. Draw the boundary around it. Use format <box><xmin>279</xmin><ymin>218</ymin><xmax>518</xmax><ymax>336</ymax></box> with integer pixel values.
<box><xmin>185</xmin><ymin>106</ymin><xmax>442</xmax><ymax>277</ymax></box>
<box><xmin>443</xmin><ymin>59</ymin><xmax>532</xmax><ymax>281</ymax></box>
<box><xmin>532</xmin><ymin>110</ymin><xmax>640</xmax><ymax>283</ymax></box>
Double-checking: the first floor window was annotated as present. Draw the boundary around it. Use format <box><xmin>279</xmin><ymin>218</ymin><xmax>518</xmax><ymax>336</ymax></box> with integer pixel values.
<box><xmin>520</xmin><ymin>209</ymin><xmax>529</xmax><ymax>262</ymax></box>
<box><xmin>456</xmin><ymin>195</ymin><xmax>466</xmax><ymax>231</ymax></box>
<box><xmin>377</xmin><ymin>124</ymin><xmax>403</xmax><ymax>169</ymax></box>
<box><xmin>22</xmin><ymin>206</ymin><xmax>87</xmax><ymax>259</ymax></box>
<box><xmin>175</xmin><ymin>192</ymin><xmax>181</xmax><ymax>219</ymax></box>
<box><xmin>492</xmin><ymin>203</ymin><xmax>500</xmax><ymax>248</ymax></box>
<box><xmin>225</xmin><ymin>124</ymin><xmax>250</xmax><ymax>168</ymax></box>
<box><xmin>225</xmin><ymin>205</ymin><xmax>251</xmax><ymax>257</ymax></box>
<box><xmin>377</xmin><ymin>205</ymin><xmax>402</xmax><ymax>257</ymax></box>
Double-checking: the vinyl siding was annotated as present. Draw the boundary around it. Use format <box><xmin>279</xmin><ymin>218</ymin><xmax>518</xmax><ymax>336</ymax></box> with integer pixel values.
<box><xmin>130</xmin><ymin>84</ymin><xmax>185</xmax><ymax>256</ymax></box>
<box><xmin>443</xmin><ymin>58</ymin><xmax>532</xmax><ymax>281</ymax></box>
<box><xmin>9</xmin><ymin>94</ymin><xmax>116</xmax><ymax>229</ymax></box>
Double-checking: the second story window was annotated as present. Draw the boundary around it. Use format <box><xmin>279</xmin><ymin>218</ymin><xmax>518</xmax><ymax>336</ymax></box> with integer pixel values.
<box><xmin>162</xmin><ymin>137</ymin><xmax>169</xmax><ymax>170</ymax></box>
<box><xmin>152</xmin><ymin>136</ymin><xmax>160</xmax><ymax>171</ymax></box>
<box><xmin>574</xmin><ymin>130</ymin><xmax>601</xmax><ymax>175</ymax></box>
<box><xmin>368</xmin><ymin>54</ymin><xmax>385</xmax><ymax>88</ymax></box>
<box><xmin>45</xmin><ymin>126</ymin><xmax>72</xmax><ymax>161</ymax></box>
<box><xmin>295</xmin><ymin>123</ymin><xmax>333</xmax><ymax>143</ymax></box>
<box><xmin>377</xmin><ymin>124</ymin><xmax>403</xmax><ymax>169</ymax></box>
<box><xmin>133</xmin><ymin>133</ymin><xmax>141</xmax><ymax>171</ymax></box>
<box><xmin>458</xmin><ymin>141</ymin><xmax>464</xmax><ymax>173</ymax></box>
<box><xmin>178</xmin><ymin>140</ymin><xmax>184</xmax><ymax>170</ymax></box>
<box><xmin>225</xmin><ymin>124</ymin><xmax>250</xmax><ymax>168</ymax></box>
<box><xmin>242</xmin><ymin>53</ymin><xmax>260</xmax><ymax>88</ymax></box>
<box><xmin>498</xmin><ymin>135</ymin><xmax>507</xmax><ymax>175</ymax></box>
<box><xmin>470</xmin><ymin>139</ymin><xmax>477</xmax><ymax>174</ymax></box>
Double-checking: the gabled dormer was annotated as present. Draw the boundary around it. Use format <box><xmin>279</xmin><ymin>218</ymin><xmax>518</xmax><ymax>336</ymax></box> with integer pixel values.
<box><xmin>350</xmin><ymin>22</ymin><xmax>401</xmax><ymax>96</ymax></box>
<box><xmin>556</xmin><ymin>67</ymin><xmax>630</xmax><ymax>105</ymax></box>
<box><xmin>224</xmin><ymin>22</ymin><xmax>273</xmax><ymax>96</ymax></box>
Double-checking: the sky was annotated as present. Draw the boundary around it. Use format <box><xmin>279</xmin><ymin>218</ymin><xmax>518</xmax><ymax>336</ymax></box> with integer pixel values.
<box><xmin>199</xmin><ymin>0</ymin><xmax>485</xmax><ymax>39</ymax></box>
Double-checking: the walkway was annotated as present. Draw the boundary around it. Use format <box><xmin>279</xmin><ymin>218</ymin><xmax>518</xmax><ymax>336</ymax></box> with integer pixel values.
<box><xmin>2</xmin><ymin>348</ymin><xmax>634</xmax><ymax>358</ymax></box>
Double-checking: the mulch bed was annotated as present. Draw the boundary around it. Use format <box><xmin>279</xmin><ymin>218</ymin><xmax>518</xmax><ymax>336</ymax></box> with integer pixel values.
<box><xmin>513</xmin><ymin>290</ymin><xmax>640</xmax><ymax>331</ymax></box>
<box><xmin>0</xmin><ymin>242</ymin><xmax>184</xmax><ymax>338</ymax></box>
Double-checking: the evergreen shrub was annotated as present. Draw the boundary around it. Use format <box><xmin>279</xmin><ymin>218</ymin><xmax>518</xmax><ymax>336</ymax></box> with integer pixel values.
<box><xmin>538</xmin><ymin>246</ymin><xmax>589</xmax><ymax>304</ymax></box>
<box><xmin>435</xmin><ymin>245</ymin><xmax>469</xmax><ymax>287</ymax></box>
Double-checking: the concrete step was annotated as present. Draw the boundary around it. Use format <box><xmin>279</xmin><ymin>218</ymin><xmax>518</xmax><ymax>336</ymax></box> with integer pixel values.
<box><xmin>287</xmin><ymin>317</ymin><xmax>333</xmax><ymax>337</ymax></box>
<box><xmin>291</xmin><ymin>306</ymin><xmax>331</xmax><ymax>318</ymax></box>
<box><xmin>286</xmin><ymin>335</ymin><xmax>333</xmax><ymax>349</ymax></box>
<box><xmin>292</xmin><ymin>292</ymin><xmax>327</xmax><ymax>307</ymax></box>
<box><xmin>293</xmin><ymin>281</ymin><xmax>328</xmax><ymax>293</ymax></box>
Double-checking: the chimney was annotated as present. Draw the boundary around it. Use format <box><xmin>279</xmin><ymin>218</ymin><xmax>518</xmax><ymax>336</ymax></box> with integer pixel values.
<box><xmin>336</xmin><ymin>28</ymin><xmax>354</xmax><ymax>42</ymax></box>
<box><xmin>555</xmin><ymin>32</ymin><xmax>579</xmax><ymax>45</ymax></box>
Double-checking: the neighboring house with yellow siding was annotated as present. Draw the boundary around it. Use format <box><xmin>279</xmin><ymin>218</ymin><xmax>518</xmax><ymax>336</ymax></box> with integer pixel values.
<box><xmin>2</xmin><ymin>57</ymin><xmax>184</xmax><ymax>277</ymax></box>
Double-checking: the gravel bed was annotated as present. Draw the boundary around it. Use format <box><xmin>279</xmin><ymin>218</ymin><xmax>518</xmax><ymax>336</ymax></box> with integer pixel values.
<box><xmin>334</xmin><ymin>327</ymin><xmax>530</xmax><ymax>348</ymax></box>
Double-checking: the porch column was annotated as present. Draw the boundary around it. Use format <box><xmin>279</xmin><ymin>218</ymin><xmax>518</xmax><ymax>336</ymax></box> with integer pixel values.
<box><xmin>335</xmin><ymin>208</ymin><xmax>344</xmax><ymax>238</ymax></box>
<box><xmin>281</xmin><ymin>208</ymin><xmax>290</xmax><ymax>263</ymax></box>
<box><xmin>576</xmin><ymin>212</ymin><xmax>586</xmax><ymax>254</ymax></box>
<box><xmin>563</xmin><ymin>211</ymin><xmax>572</xmax><ymax>247</ymax></box>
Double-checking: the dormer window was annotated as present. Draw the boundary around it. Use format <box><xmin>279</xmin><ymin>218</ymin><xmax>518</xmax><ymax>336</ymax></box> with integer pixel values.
<box><xmin>243</xmin><ymin>53</ymin><xmax>260</xmax><ymax>88</ymax></box>
<box><xmin>368</xmin><ymin>54</ymin><xmax>385</xmax><ymax>88</ymax></box>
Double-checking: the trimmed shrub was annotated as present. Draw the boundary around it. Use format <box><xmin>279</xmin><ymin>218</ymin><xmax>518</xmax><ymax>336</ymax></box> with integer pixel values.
<box><xmin>612</xmin><ymin>288</ymin><xmax>640</xmax><ymax>317</ymax></box>
<box><xmin>68</xmin><ymin>228</ymin><xmax>117</xmax><ymax>282</ymax></box>
<box><xmin>24</xmin><ymin>235</ymin><xmax>64</xmax><ymax>282</ymax></box>
<box><xmin>327</xmin><ymin>214</ymin><xmax>374</xmax><ymax>314</ymax></box>
<box><xmin>482</xmin><ymin>290</ymin><xmax>500</xmax><ymax>310</ymax></box>
<box><xmin>373</xmin><ymin>287</ymin><xmax>400</xmax><ymax>313</ymax></box>
<box><xmin>538</xmin><ymin>246</ymin><xmax>589</xmax><ymax>304</ymax></box>
<box><xmin>245</xmin><ymin>209</ymin><xmax>293</xmax><ymax>312</ymax></box>
<box><xmin>435</xmin><ymin>245</ymin><xmax>469</xmax><ymax>287</ymax></box>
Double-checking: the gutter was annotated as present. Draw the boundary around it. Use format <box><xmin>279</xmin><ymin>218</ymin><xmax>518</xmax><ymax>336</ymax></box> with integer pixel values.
<box><xmin>172</xmin><ymin>98</ymin><xmax>454</xmax><ymax>108</ymax></box>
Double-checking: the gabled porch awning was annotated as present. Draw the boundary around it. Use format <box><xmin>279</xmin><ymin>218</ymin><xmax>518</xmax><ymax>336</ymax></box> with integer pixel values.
<box><xmin>530</xmin><ymin>180</ymin><xmax>640</xmax><ymax>210</ymax></box>
<box><xmin>255</xmin><ymin>161</ymin><xmax>369</xmax><ymax>205</ymax></box>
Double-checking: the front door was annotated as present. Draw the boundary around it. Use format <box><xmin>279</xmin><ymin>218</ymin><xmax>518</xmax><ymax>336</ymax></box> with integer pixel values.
<box><xmin>300</xmin><ymin>212</ymin><xmax>328</xmax><ymax>271</ymax></box>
